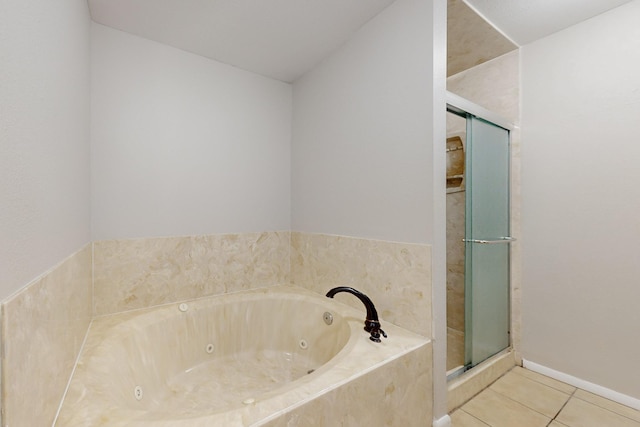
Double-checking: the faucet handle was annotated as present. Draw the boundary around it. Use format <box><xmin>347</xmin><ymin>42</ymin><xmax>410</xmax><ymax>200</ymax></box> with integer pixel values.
<box><xmin>369</xmin><ymin>328</ymin><xmax>387</xmax><ymax>343</ymax></box>
<box><xmin>367</xmin><ymin>322</ymin><xmax>387</xmax><ymax>343</ymax></box>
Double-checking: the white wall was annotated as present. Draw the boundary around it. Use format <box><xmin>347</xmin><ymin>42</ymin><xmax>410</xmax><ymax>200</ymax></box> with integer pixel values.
<box><xmin>291</xmin><ymin>0</ymin><xmax>435</xmax><ymax>244</ymax></box>
<box><xmin>521</xmin><ymin>0</ymin><xmax>640</xmax><ymax>399</ymax></box>
<box><xmin>0</xmin><ymin>0</ymin><xmax>91</xmax><ymax>299</ymax></box>
<box><xmin>291</xmin><ymin>2</ymin><xmax>447</xmax><ymax>422</ymax></box>
<box><xmin>91</xmin><ymin>24</ymin><xmax>292</xmax><ymax>240</ymax></box>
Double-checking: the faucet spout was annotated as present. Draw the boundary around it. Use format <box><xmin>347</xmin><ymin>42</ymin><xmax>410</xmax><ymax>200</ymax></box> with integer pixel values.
<box><xmin>326</xmin><ymin>286</ymin><xmax>387</xmax><ymax>342</ymax></box>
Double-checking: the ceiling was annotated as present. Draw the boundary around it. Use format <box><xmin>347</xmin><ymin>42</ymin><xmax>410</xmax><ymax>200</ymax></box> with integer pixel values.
<box><xmin>88</xmin><ymin>0</ymin><xmax>396</xmax><ymax>83</ymax></box>
<box><xmin>463</xmin><ymin>0</ymin><xmax>635</xmax><ymax>46</ymax></box>
<box><xmin>89</xmin><ymin>0</ymin><xmax>635</xmax><ymax>82</ymax></box>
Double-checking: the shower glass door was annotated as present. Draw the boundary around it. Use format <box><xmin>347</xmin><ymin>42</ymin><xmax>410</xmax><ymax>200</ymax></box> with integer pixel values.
<box><xmin>464</xmin><ymin>116</ymin><xmax>511</xmax><ymax>368</ymax></box>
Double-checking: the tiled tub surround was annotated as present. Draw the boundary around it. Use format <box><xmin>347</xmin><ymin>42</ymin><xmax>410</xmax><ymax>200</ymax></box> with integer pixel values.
<box><xmin>1</xmin><ymin>231</ymin><xmax>432</xmax><ymax>425</ymax></box>
<box><xmin>290</xmin><ymin>232</ymin><xmax>432</xmax><ymax>337</ymax></box>
<box><xmin>93</xmin><ymin>231</ymin><xmax>431</xmax><ymax>334</ymax></box>
<box><xmin>55</xmin><ymin>286</ymin><xmax>432</xmax><ymax>426</ymax></box>
<box><xmin>1</xmin><ymin>245</ymin><xmax>92</xmax><ymax>427</ymax></box>
<box><xmin>93</xmin><ymin>231</ymin><xmax>290</xmax><ymax>315</ymax></box>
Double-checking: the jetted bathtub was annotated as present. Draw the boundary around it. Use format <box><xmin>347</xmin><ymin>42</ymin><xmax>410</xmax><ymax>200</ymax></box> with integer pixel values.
<box><xmin>55</xmin><ymin>286</ymin><xmax>431</xmax><ymax>426</ymax></box>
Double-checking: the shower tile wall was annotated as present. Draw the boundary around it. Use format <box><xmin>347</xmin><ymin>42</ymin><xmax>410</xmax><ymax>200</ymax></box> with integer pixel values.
<box><xmin>1</xmin><ymin>245</ymin><xmax>92</xmax><ymax>427</ymax></box>
<box><xmin>447</xmin><ymin>50</ymin><xmax>521</xmax><ymax>372</ymax></box>
<box><xmin>446</xmin><ymin>190</ymin><xmax>466</xmax><ymax>370</ymax></box>
<box><xmin>446</xmin><ymin>112</ymin><xmax>467</xmax><ymax>371</ymax></box>
<box><xmin>290</xmin><ymin>232</ymin><xmax>432</xmax><ymax>338</ymax></box>
<box><xmin>92</xmin><ymin>231</ymin><xmax>290</xmax><ymax>316</ymax></box>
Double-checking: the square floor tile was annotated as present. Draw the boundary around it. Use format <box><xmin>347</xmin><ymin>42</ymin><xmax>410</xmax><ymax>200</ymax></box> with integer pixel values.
<box><xmin>490</xmin><ymin>371</ymin><xmax>571</xmax><ymax>418</ymax></box>
<box><xmin>462</xmin><ymin>389</ymin><xmax>551</xmax><ymax>427</ymax></box>
<box><xmin>451</xmin><ymin>410</ymin><xmax>490</xmax><ymax>427</ymax></box>
<box><xmin>573</xmin><ymin>389</ymin><xmax>640</xmax><ymax>423</ymax></box>
<box><xmin>511</xmin><ymin>367</ymin><xmax>576</xmax><ymax>394</ymax></box>
<box><xmin>557</xmin><ymin>397</ymin><xmax>640</xmax><ymax>427</ymax></box>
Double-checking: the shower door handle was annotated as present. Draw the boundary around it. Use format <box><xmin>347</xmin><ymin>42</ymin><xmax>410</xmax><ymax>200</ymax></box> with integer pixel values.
<box><xmin>463</xmin><ymin>237</ymin><xmax>516</xmax><ymax>244</ymax></box>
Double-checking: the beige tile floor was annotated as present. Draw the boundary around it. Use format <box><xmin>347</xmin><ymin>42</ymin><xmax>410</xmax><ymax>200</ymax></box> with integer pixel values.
<box><xmin>451</xmin><ymin>367</ymin><xmax>640</xmax><ymax>427</ymax></box>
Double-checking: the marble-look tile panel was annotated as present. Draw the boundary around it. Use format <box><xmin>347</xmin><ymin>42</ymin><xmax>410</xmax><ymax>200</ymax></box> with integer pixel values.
<box><xmin>2</xmin><ymin>245</ymin><xmax>92</xmax><ymax>427</ymax></box>
<box><xmin>447</xmin><ymin>327</ymin><xmax>465</xmax><ymax>371</ymax></box>
<box><xmin>447</xmin><ymin>50</ymin><xmax>520</xmax><ymax>124</ymax></box>
<box><xmin>262</xmin><ymin>341</ymin><xmax>432</xmax><ymax>427</ymax></box>
<box><xmin>446</xmin><ymin>278</ymin><xmax>464</xmax><ymax>333</ymax></box>
<box><xmin>290</xmin><ymin>232</ymin><xmax>432</xmax><ymax>338</ymax></box>
<box><xmin>446</xmin><ymin>189</ymin><xmax>465</xmax><ymax>334</ymax></box>
<box><xmin>93</xmin><ymin>231</ymin><xmax>290</xmax><ymax>316</ymax></box>
<box><xmin>447</xmin><ymin>0</ymin><xmax>517</xmax><ymax>77</ymax></box>
<box><xmin>446</xmin><ymin>191</ymin><xmax>466</xmax><ymax>273</ymax></box>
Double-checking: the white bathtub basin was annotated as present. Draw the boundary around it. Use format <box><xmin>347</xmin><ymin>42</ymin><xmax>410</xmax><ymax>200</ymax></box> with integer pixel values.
<box><xmin>55</xmin><ymin>286</ymin><xmax>429</xmax><ymax>426</ymax></box>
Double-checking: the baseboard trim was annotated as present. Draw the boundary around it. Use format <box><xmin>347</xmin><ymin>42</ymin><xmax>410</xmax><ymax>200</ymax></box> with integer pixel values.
<box><xmin>522</xmin><ymin>359</ymin><xmax>640</xmax><ymax>411</ymax></box>
<box><xmin>433</xmin><ymin>414</ymin><xmax>451</xmax><ymax>427</ymax></box>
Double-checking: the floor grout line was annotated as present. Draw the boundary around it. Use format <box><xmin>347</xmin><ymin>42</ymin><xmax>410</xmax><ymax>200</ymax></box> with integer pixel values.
<box><xmin>488</xmin><ymin>374</ymin><xmax>568</xmax><ymax>422</ymax></box>
<box><xmin>511</xmin><ymin>367</ymin><xmax>577</xmax><ymax>394</ymax></box>
<box><xmin>486</xmin><ymin>387</ymin><xmax>554</xmax><ymax>422</ymax></box>
<box><xmin>571</xmin><ymin>394</ymin><xmax>640</xmax><ymax>425</ymax></box>
<box><xmin>460</xmin><ymin>409</ymin><xmax>492</xmax><ymax>427</ymax></box>
<box><xmin>548</xmin><ymin>388</ymin><xmax>577</xmax><ymax>425</ymax></box>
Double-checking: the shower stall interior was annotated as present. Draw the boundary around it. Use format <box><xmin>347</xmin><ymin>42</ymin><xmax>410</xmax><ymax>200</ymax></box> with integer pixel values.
<box><xmin>446</xmin><ymin>93</ymin><xmax>513</xmax><ymax>379</ymax></box>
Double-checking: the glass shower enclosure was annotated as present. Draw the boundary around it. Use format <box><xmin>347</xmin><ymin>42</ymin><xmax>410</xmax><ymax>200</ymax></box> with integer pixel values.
<box><xmin>447</xmin><ymin>93</ymin><xmax>513</xmax><ymax>375</ymax></box>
